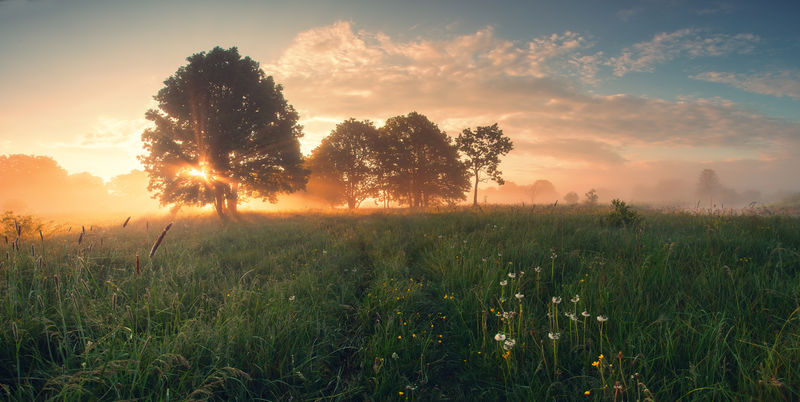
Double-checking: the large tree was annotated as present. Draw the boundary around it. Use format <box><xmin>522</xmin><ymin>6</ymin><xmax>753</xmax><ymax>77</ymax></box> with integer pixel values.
<box><xmin>307</xmin><ymin>119</ymin><xmax>380</xmax><ymax>209</ymax></box>
<box><xmin>140</xmin><ymin>47</ymin><xmax>307</xmax><ymax>219</ymax></box>
<box><xmin>456</xmin><ymin>123</ymin><xmax>513</xmax><ymax>206</ymax></box>
<box><xmin>378</xmin><ymin>112</ymin><xmax>469</xmax><ymax>207</ymax></box>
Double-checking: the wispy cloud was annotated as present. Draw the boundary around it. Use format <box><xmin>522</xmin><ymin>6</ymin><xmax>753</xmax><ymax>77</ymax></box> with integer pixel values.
<box><xmin>50</xmin><ymin>117</ymin><xmax>150</xmax><ymax>151</ymax></box>
<box><xmin>617</xmin><ymin>7</ymin><xmax>643</xmax><ymax>22</ymax></box>
<box><xmin>696</xmin><ymin>2</ymin><xmax>736</xmax><ymax>15</ymax></box>
<box><xmin>608</xmin><ymin>28</ymin><xmax>759</xmax><ymax>76</ymax></box>
<box><xmin>691</xmin><ymin>70</ymin><xmax>800</xmax><ymax>99</ymax></box>
<box><xmin>262</xmin><ymin>22</ymin><xmax>799</xmax><ymax>187</ymax></box>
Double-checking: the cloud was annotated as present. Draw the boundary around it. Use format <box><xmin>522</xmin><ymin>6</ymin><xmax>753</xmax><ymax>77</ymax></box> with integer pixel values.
<box><xmin>691</xmin><ymin>70</ymin><xmax>800</xmax><ymax>99</ymax></box>
<box><xmin>50</xmin><ymin>117</ymin><xmax>150</xmax><ymax>151</ymax></box>
<box><xmin>608</xmin><ymin>28</ymin><xmax>759</xmax><ymax>76</ymax></box>
<box><xmin>617</xmin><ymin>7</ymin><xmax>643</xmax><ymax>21</ymax></box>
<box><xmin>262</xmin><ymin>22</ymin><xmax>800</xmax><ymax>195</ymax></box>
<box><xmin>696</xmin><ymin>2</ymin><xmax>736</xmax><ymax>15</ymax></box>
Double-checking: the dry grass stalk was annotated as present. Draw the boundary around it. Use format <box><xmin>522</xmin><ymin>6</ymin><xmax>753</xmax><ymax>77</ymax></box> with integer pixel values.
<box><xmin>149</xmin><ymin>222</ymin><xmax>173</xmax><ymax>258</ymax></box>
<box><xmin>135</xmin><ymin>254</ymin><xmax>140</xmax><ymax>275</ymax></box>
<box><xmin>123</xmin><ymin>216</ymin><xmax>131</xmax><ymax>228</ymax></box>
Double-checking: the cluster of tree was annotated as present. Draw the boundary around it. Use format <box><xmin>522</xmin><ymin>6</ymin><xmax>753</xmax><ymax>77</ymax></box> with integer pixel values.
<box><xmin>304</xmin><ymin>116</ymin><xmax>512</xmax><ymax>209</ymax></box>
<box><xmin>140</xmin><ymin>47</ymin><xmax>514</xmax><ymax>217</ymax></box>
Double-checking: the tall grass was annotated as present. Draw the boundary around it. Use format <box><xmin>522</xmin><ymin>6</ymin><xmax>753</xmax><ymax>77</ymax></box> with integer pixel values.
<box><xmin>0</xmin><ymin>206</ymin><xmax>798</xmax><ymax>400</ymax></box>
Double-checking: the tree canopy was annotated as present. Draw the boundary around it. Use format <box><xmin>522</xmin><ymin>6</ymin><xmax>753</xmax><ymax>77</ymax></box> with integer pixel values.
<box><xmin>307</xmin><ymin>119</ymin><xmax>380</xmax><ymax>209</ymax></box>
<box><xmin>456</xmin><ymin>123</ymin><xmax>513</xmax><ymax>206</ymax></box>
<box><xmin>378</xmin><ymin>112</ymin><xmax>469</xmax><ymax>207</ymax></box>
<box><xmin>139</xmin><ymin>46</ymin><xmax>307</xmax><ymax>219</ymax></box>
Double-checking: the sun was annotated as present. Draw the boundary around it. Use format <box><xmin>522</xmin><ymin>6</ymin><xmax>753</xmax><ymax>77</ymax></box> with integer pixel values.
<box><xmin>187</xmin><ymin>168</ymin><xmax>208</xmax><ymax>180</ymax></box>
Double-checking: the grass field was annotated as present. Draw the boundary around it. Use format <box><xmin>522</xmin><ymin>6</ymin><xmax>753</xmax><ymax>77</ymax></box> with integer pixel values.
<box><xmin>1</xmin><ymin>206</ymin><xmax>799</xmax><ymax>400</ymax></box>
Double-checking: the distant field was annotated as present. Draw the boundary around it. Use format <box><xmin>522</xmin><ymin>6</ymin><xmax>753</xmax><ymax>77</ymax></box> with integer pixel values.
<box><xmin>1</xmin><ymin>206</ymin><xmax>799</xmax><ymax>400</ymax></box>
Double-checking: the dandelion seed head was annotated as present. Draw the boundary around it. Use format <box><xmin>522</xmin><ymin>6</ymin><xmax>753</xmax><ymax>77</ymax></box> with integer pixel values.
<box><xmin>571</xmin><ymin>295</ymin><xmax>580</xmax><ymax>303</ymax></box>
<box><xmin>514</xmin><ymin>293</ymin><xmax>524</xmax><ymax>300</ymax></box>
<box><xmin>552</xmin><ymin>296</ymin><xmax>562</xmax><ymax>304</ymax></box>
<box><xmin>494</xmin><ymin>333</ymin><xmax>506</xmax><ymax>341</ymax></box>
<box><xmin>582</xmin><ymin>311</ymin><xmax>591</xmax><ymax>317</ymax></box>
<box><xmin>597</xmin><ymin>315</ymin><xmax>608</xmax><ymax>322</ymax></box>
<box><xmin>288</xmin><ymin>295</ymin><xmax>296</xmax><ymax>301</ymax></box>
<box><xmin>548</xmin><ymin>332</ymin><xmax>561</xmax><ymax>340</ymax></box>
<box><xmin>508</xmin><ymin>272</ymin><xmax>516</xmax><ymax>278</ymax></box>
<box><xmin>500</xmin><ymin>280</ymin><xmax>508</xmax><ymax>286</ymax></box>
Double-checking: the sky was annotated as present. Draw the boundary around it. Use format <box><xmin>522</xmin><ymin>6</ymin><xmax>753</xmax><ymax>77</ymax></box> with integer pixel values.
<box><xmin>1</xmin><ymin>0</ymin><xmax>799</xmax><ymax>209</ymax></box>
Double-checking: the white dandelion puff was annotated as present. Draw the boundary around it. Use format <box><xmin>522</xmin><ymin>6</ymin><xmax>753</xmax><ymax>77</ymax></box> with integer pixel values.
<box><xmin>494</xmin><ymin>333</ymin><xmax>506</xmax><ymax>342</ymax></box>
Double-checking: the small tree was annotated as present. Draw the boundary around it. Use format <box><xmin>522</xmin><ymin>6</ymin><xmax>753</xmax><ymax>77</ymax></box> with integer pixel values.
<box><xmin>696</xmin><ymin>168</ymin><xmax>722</xmax><ymax>206</ymax></box>
<box><xmin>607</xmin><ymin>199</ymin><xmax>641</xmax><ymax>227</ymax></box>
<box><xmin>140</xmin><ymin>47</ymin><xmax>307</xmax><ymax>220</ymax></box>
<box><xmin>456</xmin><ymin>123</ymin><xmax>514</xmax><ymax>206</ymax></box>
<box><xmin>584</xmin><ymin>189</ymin><xmax>599</xmax><ymax>206</ymax></box>
<box><xmin>563</xmin><ymin>191</ymin><xmax>579</xmax><ymax>205</ymax></box>
<box><xmin>307</xmin><ymin>119</ymin><xmax>380</xmax><ymax>209</ymax></box>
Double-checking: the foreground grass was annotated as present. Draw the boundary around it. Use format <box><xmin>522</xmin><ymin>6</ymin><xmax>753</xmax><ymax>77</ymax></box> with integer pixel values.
<box><xmin>1</xmin><ymin>206</ymin><xmax>799</xmax><ymax>400</ymax></box>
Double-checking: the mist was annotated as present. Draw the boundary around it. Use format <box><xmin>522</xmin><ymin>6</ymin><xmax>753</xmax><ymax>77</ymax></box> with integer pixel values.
<box><xmin>2</xmin><ymin>153</ymin><xmax>798</xmax><ymax>226</ymax></box>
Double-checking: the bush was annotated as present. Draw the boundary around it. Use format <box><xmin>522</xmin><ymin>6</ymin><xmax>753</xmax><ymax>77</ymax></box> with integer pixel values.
<box><xmin>607</xmin><ymin>199</ymin><xmax>641</xmax><ymax>227</ymax></box>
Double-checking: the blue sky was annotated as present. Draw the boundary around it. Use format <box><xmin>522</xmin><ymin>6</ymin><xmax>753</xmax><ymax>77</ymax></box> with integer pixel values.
<box><xmin>0</xmin><ymin>0</ymin><xmax>798</xmax><ymax>200</ymax></box>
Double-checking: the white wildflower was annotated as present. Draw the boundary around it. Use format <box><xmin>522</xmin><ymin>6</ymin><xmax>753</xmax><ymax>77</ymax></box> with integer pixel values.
<box><xmin>494</xmin><ymin>333</ymin><xmax>506</xmax><ymax>342</ymax></box>
<box><xmin>571</xmin><ymin>295</ymin><xmax>580</xmax><ymax>303</ymax></box>
<box><xmin>597</xmin><ymin>315</ymin><xmax>608</xmax><ymax>322</ymax></box>
<box><xmin>508</xmin><ymin>272</ymin><xmax>516</xmax><ymax>279</ymax></box>
<box><xmin>548</xmin><ymin>332</ymin><xmax>561</xmax><ymax>340</ymax></box>
<box><xmin>552</xmin><ymin>296</ymin><xmax>562</xmax><ymax>304</ymax></box>
<box><xmin>514</xmin><ymin>293</ymin><xmax>524</xmax><ymax>300</ymax></box>
<box><xmin>288</xmin><ymin>295</ymin><xmax>296</xmax><ymax>301</ymax></box>
<box><xmin>500</xmin><ymin>280</ymin><xmax>508</xmax><ymax>286</ymax></box>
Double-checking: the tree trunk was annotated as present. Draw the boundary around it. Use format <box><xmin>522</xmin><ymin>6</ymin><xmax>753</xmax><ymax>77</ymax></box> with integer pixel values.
<box><xmin>213</xmin><ymin>182</ymin><xmax>227</xmax><ymax>220</ymax></box>
<box><xmin>473</xmin><ymin>169</ymin><xmax>479</xmax><ymax>207</ymax></box>
<box><xmin>225</xmin><ymin>182</ymin><xmax>239</xmax><ymax>217</ymax></box>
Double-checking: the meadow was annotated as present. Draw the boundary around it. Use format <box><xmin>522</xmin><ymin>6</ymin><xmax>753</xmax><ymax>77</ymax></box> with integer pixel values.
<box><xmin>1</xmin><ymin>206</ymin><xmax>799</xmax><ymax>400</ymax></box>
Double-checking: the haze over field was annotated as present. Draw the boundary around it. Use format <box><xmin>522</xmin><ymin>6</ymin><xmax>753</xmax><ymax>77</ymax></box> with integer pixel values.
<box><xmin>1</xmin><ymin>0</ymin><xmax>799</xmax><ymax>216</ymax></box>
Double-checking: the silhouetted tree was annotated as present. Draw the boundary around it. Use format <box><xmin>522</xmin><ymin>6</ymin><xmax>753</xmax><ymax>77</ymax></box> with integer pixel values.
<box><xmin>456</xmin><ymin>123</ymin><xmax>513</xmax><ymax>206</ymax></box>
<box><xmin>378</xmin><ymin>112</ymin><xmax>469</xmax><ymax>207</ymax></box>
<box><xmin>696</xmin><ymin>168</ymin><xmax>722</xmax><ymax>205</ymax></box>
<box><xmin>584</xmin><ymin>188</ymin><xmax>599</xmax><ymax>205</ymax></box>
<box><xmin>307</xmin><ymin>119</ymin><xmax>379</xmax><ymax>209</ymax></box>
<box><xmin>563</xmin><ymin>191</ymin><xmax>579</xmax><ymax>205</ymax></box>
<box><xmin>139</xmin><ymin>47</ymin><xmax>307</xmax><ymax>219</ymax></box>
<box><xmin>531</xmin><ymin>179</ymin><xmax>558</xmax><ymax>203</ymax></box>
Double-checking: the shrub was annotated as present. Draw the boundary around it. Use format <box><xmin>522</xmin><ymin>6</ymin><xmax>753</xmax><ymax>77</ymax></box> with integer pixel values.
<box><xmin>607</xmin><ymin>199</ymin><xmax>641</xmax><ymax>227</ymax></box>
